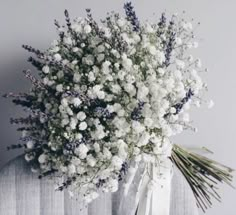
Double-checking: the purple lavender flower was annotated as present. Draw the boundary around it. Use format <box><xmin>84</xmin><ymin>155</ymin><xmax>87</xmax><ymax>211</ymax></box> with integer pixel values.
<box><xmin>124</xmin><ymin>2</ymin><xmax>140</xmax><ymax>32</ymax></box>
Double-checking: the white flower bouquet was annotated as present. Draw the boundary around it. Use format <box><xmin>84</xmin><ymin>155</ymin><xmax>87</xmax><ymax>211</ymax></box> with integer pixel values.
<box><xmin>4</xmin><ymin>2</ymin><xmax>233</xmax><ymax>213</ymax></box>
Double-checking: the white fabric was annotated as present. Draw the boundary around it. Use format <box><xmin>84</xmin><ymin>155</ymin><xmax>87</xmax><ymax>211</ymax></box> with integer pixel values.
<box><xmin>136</xmin><ymin>160</ymin><xmax>173</xmax><ymax>215</ymax></box>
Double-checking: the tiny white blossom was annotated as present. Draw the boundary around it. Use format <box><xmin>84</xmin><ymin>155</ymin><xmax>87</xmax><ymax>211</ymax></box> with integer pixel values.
<box><xmin>68</xmin><ymin>164</ymin><xmax>76</xmax><ymax>175</ymax></box>
<box><xmin>73</xmin><ymin>24</ymin><xmax>82</xmax><ymax>33</ymax></box>
<box><xmin>97</xmin><ymin>45</ymin><xmax>105</xmax><ymax>53</ymax></box>
<box><xmin>137</xmin><ymin>132</ymin><xmax>150</xmax><ymax>146</ymax></box>
<box><xmin>84</xmin><ymin>25</ymin><xmax>92</xmax><ymax>34</ymax></box>
<box><xmin>207</xmin><ymin>100</ymin><xmax>214</xmax><ymax>109</ymax></box>
<box><xmin>144</xmin><ymin>117</ymin><xmax>153</xmax><ymax>127</ymax></box>
<box><xmin>111</xmin><ymin>156</ymin><xmax>123</xmax><ymax>170</ymax></box>
<box><xmin>97</xmin><ymin>91</ymin><xmax>105</xmax><ymax>99</ymax></box>
<box><xmin>26</xmin><ymin>140</ymin><xmax>35</xmax><ymax>149</ymax></box>
<box><xmin>61</xmin><ymin>98</ymin><xmax>69</xmax><ymax>107</ymax></box>
<box><xmin>158</xmin><ymin>68</ymin><xmax>165</xmax><ymax>76</ymax></box>
<box><xmin>103</xmin><ymin>147</ymin><xmax>112</xmax><ymax>159</ymax></box>
<box><xmin>73</xmin><ymin>73</ymin><xmax>80</xmax><ymax>83</ymax></box>
<box><xmin>137</xmin><ymin>85</ymin><xmax>149</xmax><ymax>101</ymax></box>
<box><xmin>97</xmin><ymin>54</ymin><xmax>105</xmax><ymax>62</ymax></box>
<box><xmin>25</xmin><ymin>153</ymin><xmax>34</xmax><ymax>162</ymax></box>
<box><xmin>79</xmin><ymin>122</ymin><xmax>87</xmax><ymax>130</ymax></box>
<box><xmin>75</xmin><ymin>133</ymin><xmax>83</xmax><ymax>140</ymax></box>
<box><xmin>42</xmin><ymin>65</ymin><xmax>50</xmax><ymax>74</ymax></box>
<box><xmin>117</xmin><ymin>18</ymin><xmax>125</xmax><ymax>27</ymax></box>
<box><xmin>132</xmin><ymin>121</ymin><xmax>145</xmax><ymax>134</ymax></box>
<box><xmin>88</xmin><ymin>71</ymin><xmax>96</xmax><ymax>82</ymax></box>
<box><xmin>70</xmin><ymin>118</ymin><xmax>78</xmax><ymax>130</ymax></box>
<box><xmin>156</xmin><ymin>50</ymin><xmax>165</xmax><ymax>64</ymax></box>
<box><xmin>64</xmin><ymin>37</ymin><xmax>73</xmax><ymax>45</ymax></box>
<box><xmin>77</xmin><ymin>111</ymin><xmax>86</xmax><ymax>121</ymax></box>
<box><xmin>93</xmin><ymin>142</ymin><xmax>100</xmax><ymax>153</ymax></box>
<box><xmin>75</xmin><ymin>144</ymin><xmax>88</xmax><ymax>159</ymax></box>
<box><xmin>38</xmin><ymin>154</ymin><xmax>47</xmax><ymax>164</ymax></box>
<box><xmin>175</xmin><ymin>37</ymin><xmax>182</xmax><ymax>45</ymax></box>
<box><xmin>182</xmin><ymin>22</ymin><xmax>193</xmax><ymax>31</ymax></box>
<box><xmin>108</xmin><ymin>178</ymin><xmax>119</xmax><ymax>192</ymax></box>
<box><xmin>187</xmin><ymin>55</ymin><xmax>194</xmax><ymax>62</ymax></box>
<box><xmin>61</xmin><ymin>118</ymin><xmax>70</xmax><ymax>126</ymax></box>
<box><xmin>148</xmin><ymin>46</ymin><xmax>157</xmax><ymax>55</ymax></box>
<box><xmin>176</xmin><ymin>59</ymin><xmax>185</xmax><ymax>69</ymax></box>
<box><xmin>56</xmin><ymin>84</ymin><xmax>63</xmax><ymax>92</ymax></box>
<box><xmin>57</xmin><ymin>70</ymin><xmax>64</xmax><ymax>79</ymax></box>
<box><xmin>73</xmin><ymin>47</ymin><xmax>79</xmax><ymax>52</ymax></box>
<box><xmin>77</xmin><ymin>166</ymin><xmax>86</xmax><ymax>174</ymax></box>
<box><xmin>103</xmin><ymin>27</ymin><xmax>111</xmax><ymax>38</ymax></box>
<box><xmin>83</xmin><ymin>55</ymin><xmax>94</xmax><ymax>65</ymax></box>
<box><xmin>86</xmin><ymin>155</ymin><xmax>96</xmax><ymax>167</ymax></box>
<box><xmin>73</xmin><ymin>97</ymin><xmax>82</xmax><ymax>107</ymax></box>
<box><xmin>54</xmin><ymin>53</ymin><xmax>62</xmax><ymax>61</ymax></box>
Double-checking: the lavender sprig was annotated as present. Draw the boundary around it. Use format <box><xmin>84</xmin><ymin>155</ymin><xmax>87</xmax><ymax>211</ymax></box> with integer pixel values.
<box><xmin>22</xmin><ymin>45</ymin><xmax>44</xmax><ymax>59</ymax></box>
<box><xmin>23</xmin><ymin>44</ymin><xmax>73</xmax><ymax>74</ymax></box>
<box><xmin>164</xmin><ymin>19</ymin><xmax>176</xmax><ymax>67</ymax></box>
<box><xmin>28</xmin><ymin>57</ymin><xmax>44</xmax><ymax>71</ymax></box>
<box><xmin>118</xmin><ymin>162</ymin><xmax>129</xmax><ymax>181</ymax></box>
<box><xmin>131</xmin><ymin>101</ymin><xmax>145</xmax><ymax>120</ymax></box>
<box><xmin>7</xmin><ymin>144</ymin><xmax>26</xmax><ymax>151</ymax></box>
<box><xmin>64</xmin><ymin>10</ymin><xmax>72</xmax><ymax>31</ymax></box>
<box><xmin>2</xmin><ymin>92</ymin><xmax>28</xmax><ymax>98</ymax></box>
<box><xmin>158</xmin><ymin>13</ymin><xmax>167</xmax><ymax>28</ymax></box>
<box><xmin>23</xmin><ymin>70</ymin><xmax>44</xmax><ymax>89</ymax></box>
<box><xmin>173</xmin><ymin>88</ymin><xmax>194</xmax><ymax>114</ymax></box>
<box><xmin>10</xmin><ymin>116</ymin><xmax>34</xmax><ymax>125</ymax></box>
<box><xmin>165</xmin><ymin>89</ymin><xmax>194</xmax><ymax>118</ymax></box>
<box><xmin>157</xmin><ymin>13</ymin><xmax>167</xmax><ymax>37</ymax></box>
<box><xmin>56</xmin><ymin>176</ymin><xmax>77</xmax><ymax>191</ymax></box>
<box><xmin>54</xmin><ymin>19</ymin><xmax>65</xmax><ymax>41</ymax></box>
<box><xmin>124</xmin><ymin>2</ymin><xmax>140</xmax><ymax>32</ymax></box>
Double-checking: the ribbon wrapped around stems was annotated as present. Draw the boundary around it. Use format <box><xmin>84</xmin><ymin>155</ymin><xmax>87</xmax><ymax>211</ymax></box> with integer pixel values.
<box><xmin>118</xmin><ymin>158</ymin><xmax>173</xmax><ymax>215</ymax></box>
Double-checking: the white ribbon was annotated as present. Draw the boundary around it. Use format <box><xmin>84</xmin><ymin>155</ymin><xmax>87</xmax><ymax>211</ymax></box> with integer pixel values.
<box><xmin>137</xmin><ymin>159</ymin><xmax>173</xmax><ymax>215</ymax></box>
<box><xmin>119</xmin><ymin>159</ymin><xmax>173</xmax><ymax>215</ymax></box>
<box><xmin>150</xmin><ymin>159</ymin><xmax>173</xmax><ymax>215</ymax></box>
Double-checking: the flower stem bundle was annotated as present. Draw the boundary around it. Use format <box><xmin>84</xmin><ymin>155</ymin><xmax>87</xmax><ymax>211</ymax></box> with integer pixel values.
<box><xmin>171</xmin><ymin>144</ymin><xmax>234</xmax><ymax>212</ymax></box>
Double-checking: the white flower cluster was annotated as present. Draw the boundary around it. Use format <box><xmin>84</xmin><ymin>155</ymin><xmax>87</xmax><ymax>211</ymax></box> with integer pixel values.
<box><xmin>15</xmin><ymin>6</ymin><xmax>210</xmax><ymax>203</ymax></box>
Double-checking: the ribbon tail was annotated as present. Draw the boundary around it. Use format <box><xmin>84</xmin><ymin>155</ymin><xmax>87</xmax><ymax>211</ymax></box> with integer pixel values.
<box><xmin>118</xmin><ymin>159</ymin><xmax>173</xmax><ymax>215</ymax></box>
<box><xmin>117</xmin><ymin>162</ymin><xmax>146</xmax><ymax>215</ymax></box>
<box><xmin>136</xmin><ymin>170</ymin><xmax>152</xmax><ymax>215</ymax></box>
<box><xmin>150</xmin><ymin>159</ymin><xmax>173</xmax><ymax>215</ymax></box>
<box><xmin>123</xmin><ymin>162</ymin><xmax>139</xmax><ymax>196</ymax></box>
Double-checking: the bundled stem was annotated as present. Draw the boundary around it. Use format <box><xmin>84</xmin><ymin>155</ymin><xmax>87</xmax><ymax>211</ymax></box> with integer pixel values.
<box><xmin>171</xmin><ymin>144</ymin><xmax>234</xmax><ymax>212</ymax></box>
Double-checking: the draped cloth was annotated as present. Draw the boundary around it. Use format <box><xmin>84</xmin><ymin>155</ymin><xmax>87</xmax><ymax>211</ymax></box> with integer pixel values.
<box><xmin>118</xmin><ymin>159</ymin><xmax>173</xmax><ymax>215</ymax></box>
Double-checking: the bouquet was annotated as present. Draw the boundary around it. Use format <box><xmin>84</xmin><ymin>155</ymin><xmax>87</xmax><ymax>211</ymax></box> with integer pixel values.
<box><xmin>4</xmin><ymin>2</ymin><xmax>233</xmax><ymax>213</ymax></box>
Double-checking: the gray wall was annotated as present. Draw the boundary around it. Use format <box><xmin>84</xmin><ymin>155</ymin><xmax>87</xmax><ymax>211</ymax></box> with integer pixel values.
<box><xmin>0</xmin><ymin>0</ymin><xmax>235</xmax><ymax>214</ymax></box>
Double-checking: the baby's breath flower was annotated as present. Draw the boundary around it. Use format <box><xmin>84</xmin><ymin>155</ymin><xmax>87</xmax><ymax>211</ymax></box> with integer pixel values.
<box><xmin>6</xmin><ymin>3</ymin><xmax>224</xmax><ymax>208</ymax></box>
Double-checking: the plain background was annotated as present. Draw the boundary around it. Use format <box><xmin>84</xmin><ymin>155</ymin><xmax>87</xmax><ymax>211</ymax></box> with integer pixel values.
<box><xmin>0</xmin><ymin>0</ymin><xmax>235</xmax><ymax>214</ymax></box>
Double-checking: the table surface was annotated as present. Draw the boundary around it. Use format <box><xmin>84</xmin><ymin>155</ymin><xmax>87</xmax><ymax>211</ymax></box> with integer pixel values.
<box><xmin>0</xmin><ymin>156</ymin><xmax>199</xmax><ymax>215</ymax></box>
